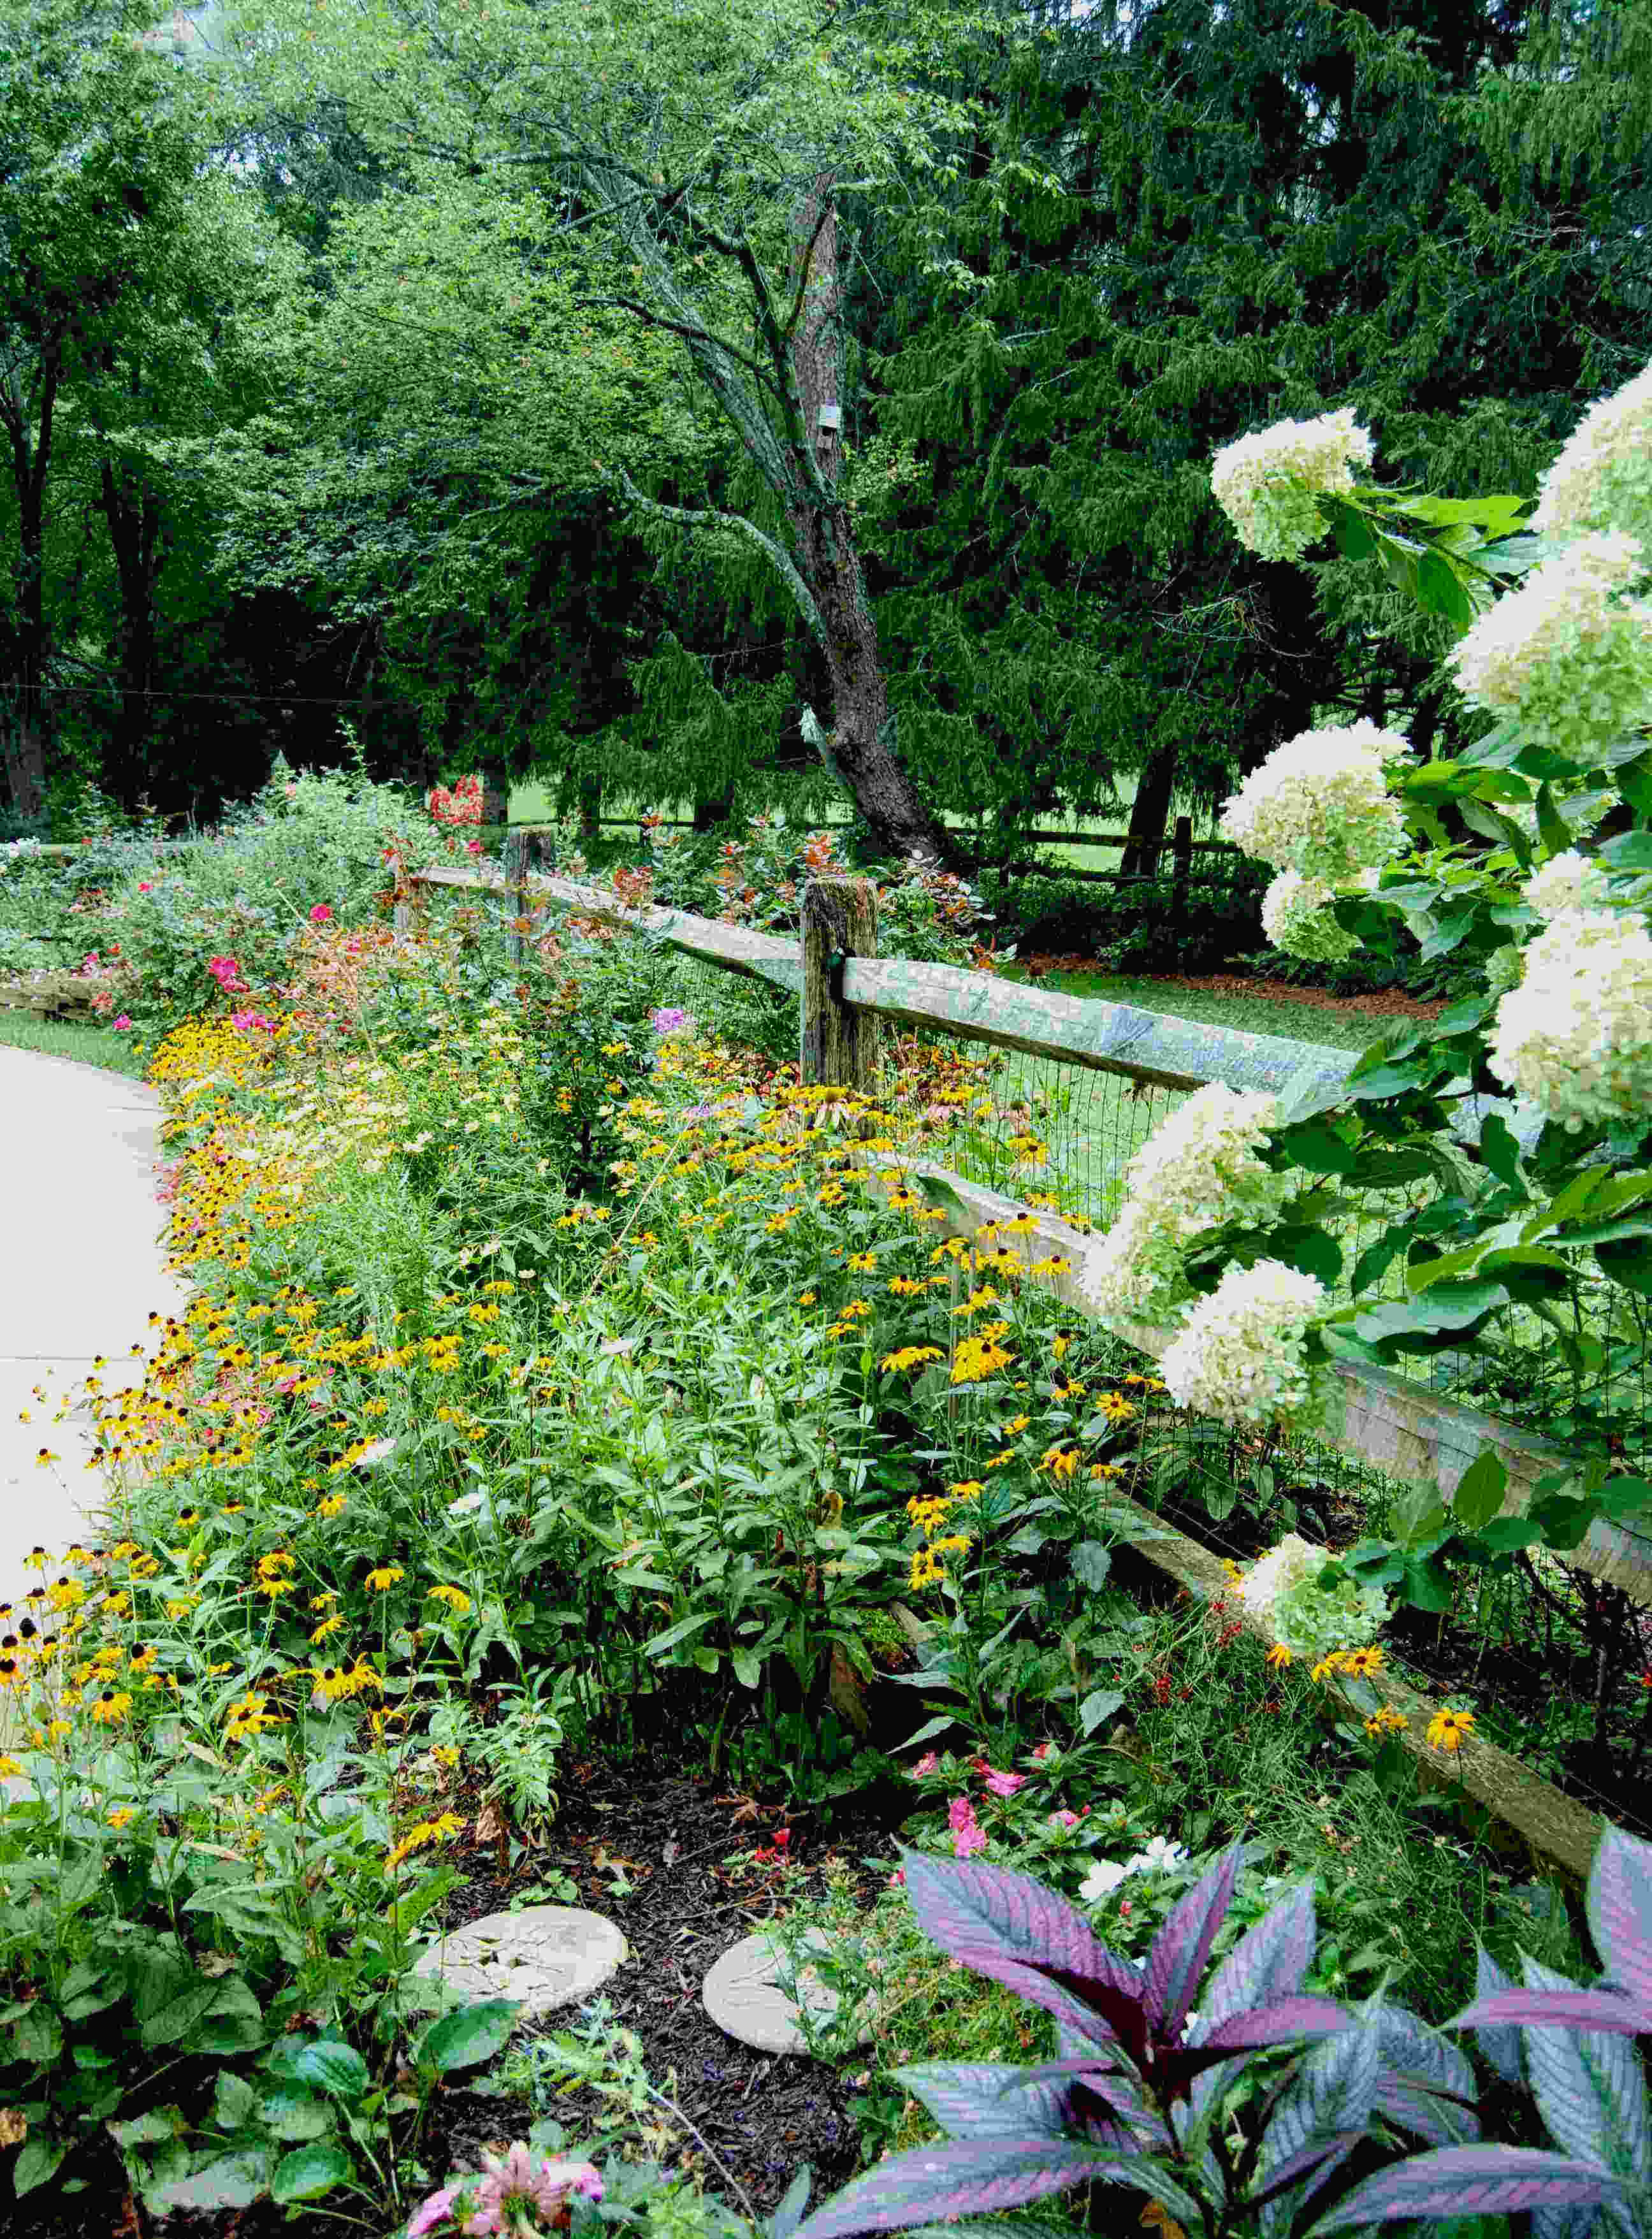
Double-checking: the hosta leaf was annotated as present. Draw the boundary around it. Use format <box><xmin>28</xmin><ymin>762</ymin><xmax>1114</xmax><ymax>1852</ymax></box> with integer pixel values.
<box><xmin>270</xmin><ymin>2141</ymin><xmax>354</xmax><ymax>2203</ymax></box>
<box><xmin>1587</xmin><ymin>1829</ymin><xmax>1652</xmax><ymax>2011</ymax></box>
<box><xmin>1141</xmin><ymin>1842</ymin><xmax>1241</xmax><ymax>2039</ymax></box>
<box><xmin>1305</xmin><ymin>2146</ymin><xmax>1644</xmax><ymax>2235</ymax></box>
<box><xmin>790</xmin><ymin>2140</ymin><xmax>1168</xmax><ymax>2239</ymax></box>
<box><xmin>414</xmin><ymin>1999</ymin><xmax>519</xmax><ymax>2076</ymax></box>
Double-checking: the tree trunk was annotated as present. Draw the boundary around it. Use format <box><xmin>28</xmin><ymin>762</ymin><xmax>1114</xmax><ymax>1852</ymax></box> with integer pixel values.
<box><xmin>577</xmin><ymin>769</ymin><xmax>602</xmax><ymax>837</ymax></box>
<box><xmin>785</xmin><ymin>176</ymin><xmax>960</xmax><ymax>873</ymax></box>
<box><xmin>97</xmin><ymin>458</ymin><xmax>165</xmax><ymax>814</ymax></box>
<box><xmin>1119</xmin><ymin>741</ymin><xmax>1179</xmax><ymax>881</ymax></box>
<box><xmin>1</xmin><ymin>344</ymin><xmax>60</xmax><ymax>823</ymax></box>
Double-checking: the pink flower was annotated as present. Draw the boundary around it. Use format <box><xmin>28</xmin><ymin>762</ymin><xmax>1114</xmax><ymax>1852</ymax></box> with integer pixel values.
<box><xmin>948</xmin><ymin>1794</ymin><xmax>987</xmax><ymax>1859</ymax></box>
<box><xmin>310</xmin><ymin>902</ymin><xmax>333</xmax><ymax>924</ymax></box>
<box><xmin>982</xmin><ymin>1768</ymin><xmax>1027</xmax><ymax>1798</ymax></box>
<box><xmin>1048</xmin><ymin>1809</ymin><xmax>1080</xmax><ymax>1829</ymax></box>
<box><xmin>911</xmin><ymin>1751</ymin><xmax>941</xmax><ymax>1778</ymax></box>
<box><xmin>113</xmin><ymin>1014</ymin><xmax>133</xmax><ymax>1031</ymax></box>
<box><xmin>466</xmin><ymin>838</ymin><xmax>484</xmax><ymax>855</ymax></box>
<box><xmin>1031</xmin><ymin>1742</ymin><xmax>1055</xmax><ymax>1762</ymax></box>
<box><xmin>138</xmin><ymin>881</ymin><xmax>153</xmax><ymax>893</ymax></box>
<box><xmin>461</xmin><ymin>2147</ymin><xmax>602</xmax><ymax>2236</ymax></box>
<box><xmin>405</xmin><ymin>2187</ymin><xmax>459</xmax><ymax>2238</ymax></box>
<box><xmin>83</xmin><ymin>951</ymin><xmax>99</xmax><ymax>969</ymax></box>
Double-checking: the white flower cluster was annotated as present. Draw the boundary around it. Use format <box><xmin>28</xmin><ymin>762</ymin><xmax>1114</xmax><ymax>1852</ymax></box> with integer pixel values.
<box><xmin>1079</xmin><ymin>1836</ymin><xmax>1189</xmax><ymax>1902</ymax></box>
<box><xmin>1210</xmin><ymin>409</ymin><xmax>1375</xmax><ymax>563</ymax></box>
<box><xmin>1159</xmin><ymin>1259</ymin><xmax>1328</xmax><ymax>1430</ymax></box>
<box><xmin>1524</xmin><ymin>849</ymin><xmax>1612</xmax><ymax>921</ymax></box>
<box><xmin>1219</xmin><ymin>721</ymin><xmax>1412</xmax><ymax>883</ymax></box>
<box><xmin>1532</xmin><ymin>357</ymin><xmax>1652</xmax><ymax>553</ymax></box>
<box><xmin>1261</xmin><ymin>871</ymin><xmax>1359</xmax><ymax>962</ymax></box>
<box><xmin>1079</xmin><ymin>1084</ymin><xmax>1289</xmax><ymax>1322</ymax></box>
<box><xmin>1238</xmin><ymin>1533</ymin><xmax>1392</xmax><ymax>1660</ymax></box>
<box><xmin>1446</xmin><ymin>530</ymin><xmax>1652</xmax><ymax>764</ymax></box>
<box><xmin>1489</xmin><ymin>907</ymin><xmax>1652</xmax><ymax>1131</ymax></box>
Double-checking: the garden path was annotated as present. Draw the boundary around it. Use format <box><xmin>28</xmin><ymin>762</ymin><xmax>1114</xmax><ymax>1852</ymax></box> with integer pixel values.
<box><xmin>0</xmin><ymin>1051</ymin><xmax>187</xmax><ymax>1628</ymax></box>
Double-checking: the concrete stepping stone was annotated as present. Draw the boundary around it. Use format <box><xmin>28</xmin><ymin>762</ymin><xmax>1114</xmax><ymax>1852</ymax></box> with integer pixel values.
<box><xmin>412</xmin><ymin>1906</ymin><xmax>626</xmax><ymax>2017</ymax></box>
<box><xmin>702</xmin><ymin>1929</ymin><xmax>873</xmax><ymax>2055</ymax></box>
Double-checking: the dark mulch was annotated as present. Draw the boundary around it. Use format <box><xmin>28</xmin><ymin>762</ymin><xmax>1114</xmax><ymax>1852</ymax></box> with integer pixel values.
<box><xmin>6</xmin><ymin>1754</ymin><xmax>909</xmax><ymax>2239</ymax></box>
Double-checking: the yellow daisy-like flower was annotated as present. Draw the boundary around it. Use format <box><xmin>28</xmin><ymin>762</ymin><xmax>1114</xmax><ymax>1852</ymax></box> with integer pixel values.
<box><xmin>1038</xmin><ymin>1446</ymin><xmax>1078</xmax><ymax>1481</ymax></box>
<box><xmin>1339</xmin><ymin>1646</ymin><xmax>1386</xmax><ymax>1679</ymax></box>
<box><xmin>929</xmin><ymin>1533</ymin><xmax>973</xmax><ymax>1562</ymax></box>
<box><xmin>1425</xmin><ymin>1707</ymin><xmax>1475</xmax><ymax>1754</ymax></box>
<box><xmin>0</xmin><ymin>1754</ymin><xmax>23</xmax><ymax>1777</ymax></box>
<box><xmin>1265</xmin><ymin>1642</ymin><xmax>1293</xmax><ymax>1669</ymax></box>
<box><xmin>998</xmin><ymin>1415</ymin><xmax>1032</xmax><ymax>1439</ymax></box>
<box><xmin>1365</xmin><ymin>1707</ymin><xmax>1409</xmax><ymax>1738</ymax></box>
<box><xmin>256</xmin><ymin>1550</ymin><xmax>295</xmax><ymax>1581</ymax></box>
<box><xmin>1309</xmin><ymin>1654</ymin><xmax>1347</xmax><ymax>1685</ymax></box>
<box><xmin>947</xmin><ymin>1480</ymin><xmax>985</xmax><ymax>1498</ymax></box>
<box><xmin>426</xmin><ymin>1584</ymin><xmax>472</xmax><ymax>1613</ymax></box>
<box><xmin>89</xmin><ymin>1690</ymin><xmax>132</xmax><ymax>1725</ymax></box>
<box><xmin>846</xmin><ymin>1252</ymin><xmax>878</xmax><ymax>1273</ymax></box>
<box><xmin>799</xmin><ymin>1291</ymin><xmax>818</xmax><ymax>1307</ymax></box>
<box><xmin>1088</xmin><ymin>1461</ymin><xmax>1124</xmax><ymax>1481</ymax></box>
<box><xmin>310</xmin><ymin>1612</ymin><xmax>345</xmax><ymax>1644</ymax></box>
<box><xmin>1096</xmin><ymin>1393</ymin><xmax>1137</xmax><ymax>1424</ymax></box>
<box><xmin>108</xmin><ymin>1808</ymin><xmax>137</xmax><ymax>1830</ymax></box>
<box><xmin>365</xmin><ymin>1566</ymin><xmax>405</xmax><ymax>1592</ymax></box>
<box><xmin>880</xmin><ymin>1345</ymin><xmax>943</xmax><ymax>1373</ymax></box>
<box><xmin>256</xmin><ymin>1577</ymin><xmax>296</xmax><ymax>1599</ymax></box>
<box><xmin>314</xmin><ymin>1493</ymin><xmax>347</xmax><ymax>1520</ymax></box>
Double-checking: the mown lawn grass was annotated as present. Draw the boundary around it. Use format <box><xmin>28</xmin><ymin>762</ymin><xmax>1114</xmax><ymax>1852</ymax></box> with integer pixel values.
<box><xmin>0</xmin><ymin>1007</ymin><xmax>150</xmax><ymax>1077</ymax></box>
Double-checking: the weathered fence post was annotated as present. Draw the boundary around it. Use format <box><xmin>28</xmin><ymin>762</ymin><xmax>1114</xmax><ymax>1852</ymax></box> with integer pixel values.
<box><xmin>503</xmin><ymin>830</ymin><xmax>530</xmax><ymax>971</ymax></box>
<box><xmin>801</xmin><ymin>876</ymin><xmax>878</xmax><ymax>1089</ymax></box>
<box><xmin>1172</xmin><ymin>815</ymin><xmax>1193</xmax><ymax>892</ymax></box>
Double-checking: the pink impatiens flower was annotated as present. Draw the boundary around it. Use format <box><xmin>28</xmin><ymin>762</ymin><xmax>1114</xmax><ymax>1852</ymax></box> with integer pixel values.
<box><xmin>113</xmin><ymin>1014</ymin><xmax>133</xmax><ymax>1031</ymax></box>
<box><xmin>1048</xmin><ymin>1809</ymin><xmax>1080</xmax><ymax>1829</ymax></box>
<box><xmin>981</xmin><ymin>1767</ymin><xmax>1027</xmax><ymax>1798</ymax></box>
<box><xmin>948</xmin><ymin>1794</ymin><xmax>988</xmax><ymax>1859</ymax></box>
<box><xmin>309</xmin><ymin>902</ymin><xmax>333</xmax><ymax>923</ymax></box>
<box><xmin>137</xmin><ymin>881</ymin><xmax>153</xmax><ymax>892</ymax></box>
<box><xmin>910</xmin><ymin>1751</ymin><xmax>941</xmax><ymax>1778</ymax></box>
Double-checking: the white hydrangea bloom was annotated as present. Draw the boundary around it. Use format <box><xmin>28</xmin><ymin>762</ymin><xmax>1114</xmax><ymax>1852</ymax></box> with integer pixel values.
<box><xmin>1532</xmin><ymin>358</ymin><xmax>1652</xmax><ymax>552</ymax></box>
<box><xmin>1488</xmin><ymin>906</ymin><xmax>1652</xmax><ymax>1131</ymax></box>
<box><xmin>1447</xmin><ymin>530</ymin><xmax>1652</xmax><ymax>764</ymax></box>
<box><xmin>1219</xmin><ymin>720</ymin><xmax>1412</xmax><ymax>881</ymax></box>
<box><xmin>1524</xmin><ymin>850</ymin><xmax>1612</xmax><ymax>920</ymax></box>
<box><xmin>1238</xmin><ymin>1532</ymin><xmax>1392</xmax><ymax>1660</ymax></box>
<box><xmin>1210</xmin><ymin>409</ymin><xmax>1375</xmax><ymax>562</ymax></box>
<box><xmin>1079</xmin><ymin>1083</ymin><xmax>1289</xmax><ymax>1322</ymax></box>
<box><xmin>1159</xmin><ymin>1259</ymin><xmax>1328</xmax><ymax>1429</ymax></box>
<box><xmin>1261</xmin><ymin>870</ymin><xmax>1359</xmax><ymax>962</ymax></box>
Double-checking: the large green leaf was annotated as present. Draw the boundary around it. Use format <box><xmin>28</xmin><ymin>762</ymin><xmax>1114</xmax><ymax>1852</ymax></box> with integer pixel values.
<box><xmin>269</xmin><ymin>2036</ymin><xmax>369</xmax><ymax>2104</ymax></box>
<box><xmin>415</xmin><ymin>1998</ymin><xmax>521</xmax><ymax>2076</ymax></box>
<box><xmin>271</xmin><ymin>2142</ymin><xmax>356</xmax><ymax>2203</ymax></box>
<box><xmin>1451</xmin><ymin>1449</ymin><xmax>1509</xmax><ymax>1535</ymax></box>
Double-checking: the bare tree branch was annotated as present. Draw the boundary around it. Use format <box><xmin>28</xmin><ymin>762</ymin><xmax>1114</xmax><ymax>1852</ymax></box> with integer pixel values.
<box><xmin>611</xmin><ymin>467</ymin><xmax>829</xmax><ymax>658</ymax></box>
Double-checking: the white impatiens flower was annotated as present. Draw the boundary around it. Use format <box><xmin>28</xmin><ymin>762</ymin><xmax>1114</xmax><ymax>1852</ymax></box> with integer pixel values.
<box><xmin>1238</xmin><ymin>1533</ymin><xmax>1391</xmax><ymax>1660</ymax></box>
<box><xmin>1488</xmin><ymin>906</ymin><xmax>1652</xmax><ymax>1131</ymax></box>
<box><xmin>1159</xmin><ymin>1259</ymin><xmax>1328</xmax><ymax>1430</ymax></box>
<box><xmin>1219</xmin><ymin>720</ymin><xmax>1412</xmax><ymax>882</ymax></box>
<box><xmin>1532</xmin><ymin>357</ymin><xmax>1652</xmax><ymax>553</ymax></box>
<box><xmin>1447</xmin><ymin>530</ymin><xmax>1652</xmax><ymax>764</ymax></box>
<box><xmin>1261</xmin><ymin>870</ymin><xmax>1359</xmax><ymax>962</ymax></box>
<box><xmin>1524</xmin><ymin>849</ymin><xmax>1612</xmax><ymax>921</ymax></box>
<box><xmin>1079</xmin><ymin>1083</ymin><xmax>1289</xmax><ymax>1322</ymax></box>
<box><xmin>1078</xmin><ymin>1838</ymin><xmax>1189</xmax><ymax>1907</ymax></box>
<box><xmin>1079</xmin><ymin>1857</ymin><xmax>1130</xmax><ymax>1902</ymax></box>
<box><xmin>1210</xmin><ymin>408</ymin><xmax>1375</xmax><ymax>563</ymax></box>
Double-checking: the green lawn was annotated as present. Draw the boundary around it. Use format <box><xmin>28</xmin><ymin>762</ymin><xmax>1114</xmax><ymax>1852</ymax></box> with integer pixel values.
<box><xmin>1022</xmin><ymin>967</ymin><xmax>1384</xmax><ymax>1054</ymax></box>
<box><xmin>0</xmin><ymin>1008</ymin><xmax>150</xmax><ymax>1078</ymax></box>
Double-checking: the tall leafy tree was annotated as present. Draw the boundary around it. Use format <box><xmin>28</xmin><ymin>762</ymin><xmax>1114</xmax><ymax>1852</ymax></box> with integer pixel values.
<box><xmin>840</xmin><ymin>0</ymin><xmax>1652</xmax><ymax>865</ymax></box>
<box><xmin>204</xmin><ymin>0</ymin><xmax>1044</xmax><ymax>865</ymax></box>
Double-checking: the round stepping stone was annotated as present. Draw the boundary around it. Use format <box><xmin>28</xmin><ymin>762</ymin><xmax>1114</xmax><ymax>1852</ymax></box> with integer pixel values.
<box><xmin>412</xmin><ymin>1906</ymin><xmax>626</xmax><ymax>2017</ymax></box>
<box><xmin>702</xmin><ymin>1929</ymin><xmax>873</xmax><ymax>2055</ymax></box>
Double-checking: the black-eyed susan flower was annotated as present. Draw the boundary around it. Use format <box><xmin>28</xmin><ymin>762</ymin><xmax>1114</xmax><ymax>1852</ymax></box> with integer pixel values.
<box><xmin>1425</xmin><ymin>1707</ymin><xmax>1475</xmax><ymax>1754</ymax></box>
<box><xmin>108</xmin><ymin>1808</ymin><xmax>137</xmax><ymax>1830</ymax></box>
<box><xmin>365</xmin><ymin>1565</ymin><xmax>404</xmax><ymax>1593</ymax></box>
<box><xmin>1340</xmin><ymin>1646</ymin><xmax>1386</xmax><ymax>1679</ymax></box>
<box><xmin>1265</xmin><ymin>1642</ymin><xmax>1293</xmax><ymax>1669</ymax></box>
<box><xmin>89</xmin><ymin>1688</ymin><xmax>131</xmax><ymax>1725</ymax></box>
<box><xmin>426</xmin><ymin>1584</ymin><xmax>471</xmax><ymax>1614</ymax></box>
<box><xmin>1365</xmin><ymin>1707</ymin><xmax>1409</xmax><ymax>1738</ymax></box>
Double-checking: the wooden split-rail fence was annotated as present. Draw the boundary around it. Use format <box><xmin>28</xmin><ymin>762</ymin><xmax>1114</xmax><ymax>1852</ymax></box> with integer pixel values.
<box><xmin>398</xmin><ymin>853</ymin><xmax>1651</xmax><ymax>1884</ymax></box>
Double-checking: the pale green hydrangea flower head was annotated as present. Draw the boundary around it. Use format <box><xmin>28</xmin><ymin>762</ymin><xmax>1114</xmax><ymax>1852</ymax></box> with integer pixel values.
<box><xmin>1261</xmin><ymin>870</ymin><xmax>1359</xmax><ymax>962</ymax></box>
<box><xmin>1210</xmin><ymin>408</ymin><xmax>1375</xmax><ymax>563</ymax></box>
<box><xmin>1159</xmin><ymin>1259</ymin><xmax>1329</xmax><ymax>1430</ymax></box>
<box><xmin>1219</xmin><ymin>721</ymin><xmax>1412</xmax><ymax>883</ymax></box>
<box><xmin>1239</xmin><ymin>1533</ymin><xmax>1392</xmax><ymax>1659</ymax></box>
<box><xmin>1532</xmin><ymin>357</ymin><xmax>1652</xmax><ymax>553</ymax></box>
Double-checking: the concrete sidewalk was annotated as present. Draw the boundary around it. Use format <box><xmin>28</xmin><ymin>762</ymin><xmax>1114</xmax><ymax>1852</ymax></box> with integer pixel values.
<box><xmin>1</xmin><ymin>1050</ymin><xmax>190</xmax><ymax>1611</ymax></box>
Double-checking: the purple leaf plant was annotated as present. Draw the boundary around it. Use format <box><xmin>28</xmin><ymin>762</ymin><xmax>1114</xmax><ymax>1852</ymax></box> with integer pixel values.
<box><xmin>793</xmin><ymin>1828</ymin><xmax>1652</xmax><ymax>2239</ymax></box>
